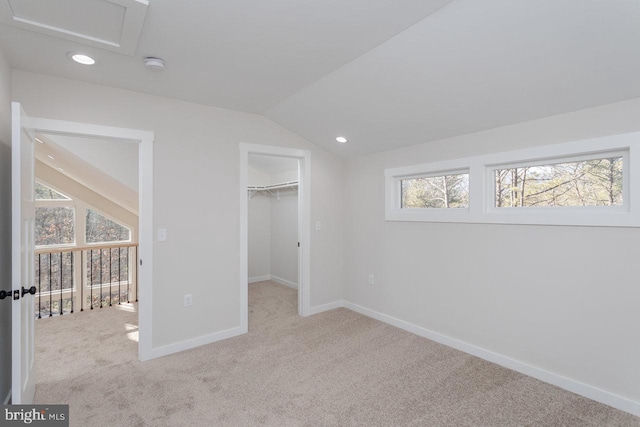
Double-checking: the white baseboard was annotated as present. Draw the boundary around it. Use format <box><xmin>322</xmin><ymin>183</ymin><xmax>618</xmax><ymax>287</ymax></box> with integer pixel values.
<box><xmin>249</xmin><ymin>275</ymin><xmax>299</xmax><ymax>289</ymax></box>
<box><xmin>3</xmin><ymin>390</ymin><xmax>10</xmax><ymax>405</ymax></box>
<box><xmin>306</xmin><ymin>300</ymin><xmax>344</xmax><ymax>316</ymax></box>
<box><xmin>342</xmin><ymin>301</ymin><xmax>640</xmax><ymax>417</ymax></box>
<box><xmin>147</xmin><ymin>326</ymin><xmax>244</xmax><ymax>360</ymax></box>
<box><xmin>270</xmin><ymin>275</ymin><xmax>298</xmax><ymax>289</ymax></box>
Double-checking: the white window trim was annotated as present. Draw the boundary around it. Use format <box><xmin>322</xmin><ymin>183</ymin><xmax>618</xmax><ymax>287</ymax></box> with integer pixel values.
<box><xmin>385</xmin><ymin>132</ymin><xmax>640</xmax><ymax>227</ymax></box>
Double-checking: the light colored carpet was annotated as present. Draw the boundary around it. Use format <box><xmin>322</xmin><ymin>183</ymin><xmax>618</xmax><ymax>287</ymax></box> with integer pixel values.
<box><xmin>34</xmin><ymin>281</ymin><xmax>639</xmax><ymax>426</ymax></box>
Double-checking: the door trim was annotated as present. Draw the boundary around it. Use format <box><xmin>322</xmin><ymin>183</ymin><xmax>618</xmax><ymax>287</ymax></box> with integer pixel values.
<box><xmin>239</xmin><ymin>143</ymin><xmax>311</xmax><ymax>331</ymax></box>
<box><xmin>26</xmin><ymin>116</ymin><xmax>155</xmax><ymax>361</ymax></box>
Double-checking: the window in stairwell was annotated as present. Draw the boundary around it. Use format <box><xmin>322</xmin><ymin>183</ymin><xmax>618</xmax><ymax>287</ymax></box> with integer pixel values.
<box><xmin>35</xmin><ymin>182</ymin><xmax>71</xmax><ymax>200</ymax></box>
<box><xmin>35</xmin><ymin>182</ymin><xmax>75</xmax><ymax>247</ymax></box>
<box><xmin>86</xmin><ymin>208</ymin><xmax>131</xmax><ymax>243</ymax></box>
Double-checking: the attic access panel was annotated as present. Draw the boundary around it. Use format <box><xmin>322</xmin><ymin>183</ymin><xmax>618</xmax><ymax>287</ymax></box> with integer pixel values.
<box><xmin>0</xmin><ymin>0</ymin><xmax>148</xmax><ymax>55</ymax></box>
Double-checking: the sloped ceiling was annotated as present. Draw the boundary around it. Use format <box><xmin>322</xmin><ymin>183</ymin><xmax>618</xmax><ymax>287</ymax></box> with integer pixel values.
<box><xmin>35</xmin><ymin>133</ymin><xmax>138</xmax><ymax>214</ymax></box>
<box><xmin>265</xmin><ymin>0</ymin><xmax>640</xmax><ymax>158</ymax></box>
<box><xmin>2</xmin><ymin>0</ymin><xmax>640</xmax><ymax>158</ymax></box>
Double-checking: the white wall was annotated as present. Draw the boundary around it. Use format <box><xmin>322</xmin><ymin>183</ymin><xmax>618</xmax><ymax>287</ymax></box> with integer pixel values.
<box><xmin>270</xmin><ymin>187</ymin><xmax>298</xmax><ymax>286</ymax></box>
<box><xmin>343</xmin><ymin>98</ymin><xmax>640</xmax><ymax>410</ymax></box>
<box><xmin>0</xmin><ymin>46</ymin><xmax>11</xmax><ymax>403</ymax></box>
<box><xmin>12</xmin><ymin>70</ymin><xmax>344</xmax><ymax>350</ymax></box>
<box><xmin>248</xmin><ymin>167</ymin><xmax>271</xmax><ymax>280</ymax></box>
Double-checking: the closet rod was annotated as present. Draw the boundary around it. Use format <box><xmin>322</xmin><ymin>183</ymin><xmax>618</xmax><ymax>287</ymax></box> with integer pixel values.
<box><xmin>247</xmin><ymin>180</ymin><xmax>298</xmax><ymax>191</ymax></box>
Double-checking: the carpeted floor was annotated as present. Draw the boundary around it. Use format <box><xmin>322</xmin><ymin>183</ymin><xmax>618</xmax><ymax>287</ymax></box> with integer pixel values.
<box><xmin>34</xmin><ymin>281</ymin><xmax>639</xmax><ymax>426</ymax></box>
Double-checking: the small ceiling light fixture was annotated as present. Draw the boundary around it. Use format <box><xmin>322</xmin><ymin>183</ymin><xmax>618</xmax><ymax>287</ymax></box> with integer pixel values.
<box><xmin>34</xmin><ymin>137</ymin><xmax>44</xmax><ymax>144</ymax></box>
<box><xmin>336</xmin><ymin>136</ymin><xmax>347</xmax><ymax>143</ymax></box>
<box><xmin>143</xmin><ymin>57</ymin><xmax>166</xmax><ymax>71</ymax></box>
<box><xmin>67</xmin><ymin>52</ymin><xmax>96</xmax><ymax>65</ymax></box>
<box><xmin>47</xmin><ymin>154</ymin><xmax>55</xmax><ymax>160</ymax></box>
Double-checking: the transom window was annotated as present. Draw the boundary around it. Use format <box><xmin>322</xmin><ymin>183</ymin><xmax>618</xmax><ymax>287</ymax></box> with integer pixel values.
<box><xmin>401</xmin><ymin>172</ymin><xmax>469</xmax><ymax>209</ymax></box>
<box><xmin>493</xmin><ymin>155</ymin><xmax>623</xmax><ymax>208</ymax></box>
<box><xmin>35</xmin><ymin>182</ymin><xmax>71</xmax><ymax>200</ymax></box>
<box><xmin>86</xmin><ymin>209</ymin><xmax>131</xmax><ymax>243</ymax></box>
<box><xmin>385</xmin><ymin>132</ymin><xmax>639</xmax><ymax>227</ymax></box>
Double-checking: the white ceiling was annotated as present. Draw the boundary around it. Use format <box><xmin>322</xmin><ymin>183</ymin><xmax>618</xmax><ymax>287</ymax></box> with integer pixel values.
<box><xmin>0</xmin><ymin>0</ymin><xmax>450</xmax><ymax>112</ymax></box>
<box><xmin>2</xmin><ymin>0</ymin><xmax>640</xmax><ymax>159</ymax></box>
<box><xmin>0</xmin><ymin>0</ymin><xmax>148</xmax><ymax>54</ymax></box>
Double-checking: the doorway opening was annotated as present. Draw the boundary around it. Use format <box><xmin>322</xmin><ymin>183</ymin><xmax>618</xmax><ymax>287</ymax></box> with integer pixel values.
<box><xmin>33</xmin><ymin>132</ymin><xmax>140</xmax><ymax>317</ymax></box>
<box><xmin>28</xmin><ymin>117</ymin><xmax>154</xmax><ymax>361</ymax></box>
<box><xmin>247</xmin><ymin>154</ymin><xmax>299</xmax><ymax>321</ymax></box>
<box><xmin>239</xmin><ymin>144</ymin><xmax>311</xmax><ymax>332</ymax></box>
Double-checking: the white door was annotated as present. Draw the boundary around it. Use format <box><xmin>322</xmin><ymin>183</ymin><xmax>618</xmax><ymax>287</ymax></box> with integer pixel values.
<box><xmin>11</xmin><ymin>102</ymin><xmax>36</xmax><ymax>404</ymax></box>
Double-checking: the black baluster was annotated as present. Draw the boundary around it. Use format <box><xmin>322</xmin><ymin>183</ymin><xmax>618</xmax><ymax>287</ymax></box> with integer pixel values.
<box><xmin>109</xmin><ymin>248</ymin><xmax>112</xmax><ymax>306</ymax></box>
<box><xmin>49</xmin><ymin>253</ymin><xmax>52</xmax><ymax>317</ymax></box>
<box><xmin>38</xmin><ymin>254</ymin><xmax>41</xmax><ymax>319</ymax></box>
<box><xmin>118</xmin><ymin>247</ymin><xmax>121</xmax><ymax>305</ymax></box>
<box><xmin>59</xmin><ymin>252</ymin><xmax>63</xmax><ymax>316</ymax></box>
<box><xmin>126</xmin><ymin>247</ymin><xmax>130</xmax><ymax>303</ymax></box>
<box><xmin>81</xmin><ymin>251</ymin><xmax>84</xmax><ymax>312</ymax></box>
<box><xmin>90</xmin><ymin>250</ymin><xmax>93</xmax><ymax>310</ymax></box>
<box><xmin>100</xmin><ymin>249</ymin><xmax>103</xmax><ymax>308</ymax></box>
<box><xmin>70</xmin><ymin>251</ymin><xmax>74</xmax><ymax>314</ymax></box>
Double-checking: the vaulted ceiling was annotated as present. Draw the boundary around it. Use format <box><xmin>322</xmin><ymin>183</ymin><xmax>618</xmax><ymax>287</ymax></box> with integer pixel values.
<box><xmin>2</xmin><ymin>0</ymin><xmax>639</xmax><ymax>158</ymax></box>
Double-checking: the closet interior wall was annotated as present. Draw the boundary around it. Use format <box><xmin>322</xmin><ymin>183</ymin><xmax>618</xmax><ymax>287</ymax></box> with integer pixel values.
<box><xmin>248</xmin><ymin>163</ymin><xmax>299</xmax><ymax>289</ymax></box>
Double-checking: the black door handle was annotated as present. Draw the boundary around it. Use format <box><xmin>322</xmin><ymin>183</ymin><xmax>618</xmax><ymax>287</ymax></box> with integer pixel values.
<box><xmin>22</xmin><ymin>286</ymin><xmax>37</xmax><ymax>297</ymax></box>
<box><xmin>0</xmin><ymin>287</ymin><xmax>36</xmax><ymax>299</ymax></box>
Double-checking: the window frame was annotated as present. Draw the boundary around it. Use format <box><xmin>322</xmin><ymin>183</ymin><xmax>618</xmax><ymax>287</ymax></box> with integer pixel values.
<box><xmin>385</xmin><ymin>132</ymin><xmax>640</xmax><ymax>227</ymax></box>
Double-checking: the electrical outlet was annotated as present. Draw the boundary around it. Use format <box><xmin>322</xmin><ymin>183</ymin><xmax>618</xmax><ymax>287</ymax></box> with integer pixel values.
<box><xmin>157</xmin><ymin>229</ymin><xmax>167</xmax><ymax>241</ymax></box>
<box><xmin>315</xmin><ymin>221</ymin><xmax>321</xmax><ymax>231</ymax></box>
<box><xmin>184</xmin><ymin>294</ymin><xmax>192</xmax><ymax>307</ymax></box>
<box><xmin>368</xmin><ymin>274</ymin><xmax>374</xmax><ymax>286</ymax></box>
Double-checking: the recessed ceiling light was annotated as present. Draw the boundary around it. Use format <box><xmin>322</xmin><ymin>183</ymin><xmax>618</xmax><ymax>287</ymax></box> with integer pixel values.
<box><xmin>336</xmin><ymin>136</ymin><xmax>347</xmax><ymax>143</ymax></box>
<box><xmin>47</xmin><ymin>154</ymin><xmax>55</xmax><ymax>160</ymax></box>
<box><xmin>143</xmin><ymin>57</ymin><xmax>166</xmax><ymax>71</ymax></box>
<box><xmin>67</xmin><ymin>52</ymin><xmax>96</xmax><ymax>65</ymax></box>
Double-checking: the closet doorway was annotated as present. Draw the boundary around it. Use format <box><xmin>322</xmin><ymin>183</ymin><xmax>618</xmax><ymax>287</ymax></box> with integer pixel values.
<box><xmin>247</xmin><ymin>154</ymin><xmax>299</xmax><ymax>288</ymax></box>
<box><xmin>239</xmin><ymin>144</ymin><xmax>311</xmax><ymax>332</ymax></box>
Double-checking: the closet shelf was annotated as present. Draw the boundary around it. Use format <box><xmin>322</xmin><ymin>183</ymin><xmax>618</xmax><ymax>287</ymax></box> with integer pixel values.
<box><xmin>248</xmin><ymin>180</ymin><xmax>298</xmax><ymax>200</ymax></box>
<box><xmin>247</xmin><ymin>180</ymin><xmax>298</xmax><ymax>191</ymax></box>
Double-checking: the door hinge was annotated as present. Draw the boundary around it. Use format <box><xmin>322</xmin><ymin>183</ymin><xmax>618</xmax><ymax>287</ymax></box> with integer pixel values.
<box><xmin>298</xmin><ymin>242</ymin><xmax>300</xmax><ymax>247</ymax></box>
<box><xmin>140</xmin><ymin>259</ymin><xmax>142</xmax><ymax>266</ymax></box>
